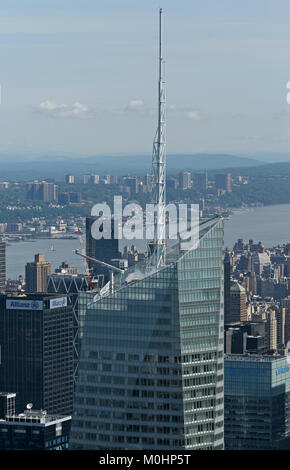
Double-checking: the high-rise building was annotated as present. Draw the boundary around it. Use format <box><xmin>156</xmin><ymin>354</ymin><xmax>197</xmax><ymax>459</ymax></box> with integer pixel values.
<box><xmin>276</xmin><ymin>307</ymin><xmax>286</xmax><ymax>348</ymax></box>
<box><xmin>65</xmin><ymin>174</ymin><xmax>75</xmax><ymax>184</ymax></box>
<box><xmin>145</xmin><ymin>173</ymin><xmax>153</xmax><ymax>192</ymax></box>
<box><xmin>266</xmin><ymin>310</ymin><xmax>277</xmax><ymax>351</ymax></box>
<box><xmin>225</xmin><ymin>354</ymin><xmax>290</xmax><ymax>450</ymax></box>
<box><xmin>47</xmin><ymin>272</ymin><xmax>94</xmax><ymax>383</ymax></box>
<box><xmin>0</xmin><ymin>293</ymin><xmax>74</xmax><ymax>416</ymax></box>
<box><xmin>0</xmin><ymin>238</ymin><xmax>5</xmax><ymax>292</ymax></box>
<box><xmin>82</xmin><ymin>174</ymin><xmax>91</xmax><ymax>184</ymax></box>
<box><xmin>195</xmin><ymin>173</ymin><xmax>208</xmax><ymax>191</ymax></box>
<box><xmin>90</xmin><ymin>174</ymin><xmax>100</xmax><ymax>184</ymax></box>
<box><xmin>123</xmin><ymin>176</ymin><xmax>138</xmax><ymax>194</ymax></box>
<box><xmin>25</xmin><ymin>253</ymin><xmax>52</xmax><ymax>292</ymax></box>
<box><xmin>26</xmin><ymin>181</ymin><xmax>58</xmax><ymax>202</ymax></box>
<box><xmin>85</xmin><ymin>216</ymin><xmax>122</xmax><ymax>283</ymax></box>
<box><xmin>215</xmin><ymin>173</ymin><xmax>231</xmax><ymax>192</ymax></box>
<box><xmin>178</xmin><ymin>170</ymin><xmax>191</xmax><ymax>190</ymax></box>
<box><xmin>70</xmin><ymin>218</ymin><xmax>224</xmax><ymax>450</ymax></box>
<box><xmin>224</xmin><ymin>252</ymin><xmax>231</xmax><ymax>324</ymax></box>
<box><xmin>224</xmin><ymin>328</ymin><xmax>247</xmax><ymax>354</ymax></box>
<box><xmin>281</xmin><ymin>297</ymin><xmax>290</xmax><ymax>343</ymax></box>
<box><xmin>229</xmin><ymin>282</ymin><xmax>247</xmax><ymax>322</ymax></box>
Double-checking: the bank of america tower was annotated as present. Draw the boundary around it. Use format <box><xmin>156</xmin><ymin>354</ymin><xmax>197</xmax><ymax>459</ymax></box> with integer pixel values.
<box><xmin>70</xmin><ymin>10</ymin><xmax>224</xmax><ymax>450</ymax></box>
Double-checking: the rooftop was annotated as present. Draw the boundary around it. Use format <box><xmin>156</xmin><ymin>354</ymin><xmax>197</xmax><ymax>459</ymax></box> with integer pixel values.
<box><xmin>225</xmin><ymin>354</ymin><xmax>286</xmax><ymax>362</ymax></box>
<box><xmin>3</xmin><ymin>409</ymin><xmax>71</xmax><ymax>426</ymax></box>
<box><xmin>91</xmin><ymin>216</ymin><xmax>222</xmax><ymax>302</ymax></box>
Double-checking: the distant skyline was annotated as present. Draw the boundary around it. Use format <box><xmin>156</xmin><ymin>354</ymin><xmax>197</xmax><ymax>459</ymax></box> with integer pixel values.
<box><xmin>1</xmin><ymin>0</ymin><xmax>290</xmax><ymax>157</ymax></box>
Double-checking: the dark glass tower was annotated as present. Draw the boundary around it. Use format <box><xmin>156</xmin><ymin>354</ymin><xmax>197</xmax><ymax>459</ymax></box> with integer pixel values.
<box><xmin>85</xmin><ymin>216</ymin><xmax>122</xmax><ymax>283</ymax></box>
<box><xmin>70</xmin><ymin>219</ymin><xmax>224</xmax><ymax>450</ymax></box>
<box><xmin>0</xmin><ymin>293</ymin><xmax>74</xmax><ymax>416</ymax></box>
<box><xmin>0</xmin><ymin>239</ymin><xmax>6</xmax><ymax>292</ymax></box>
<box><xmin>225</xmin><ymin>354</ymin><xmax>290</xmax><ymax>450</ymax></box>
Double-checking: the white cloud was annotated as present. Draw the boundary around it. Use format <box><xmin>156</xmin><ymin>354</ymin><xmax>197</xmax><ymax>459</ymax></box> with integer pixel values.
<box><xmin>185</xmin><ymin>110</ymin><xmax>200</xmax><ymax>121</ymax></box>
<box><xmin>125</xmin><ymin>99</ymin><xmax>144</xmax><ymax>112</ymax></box>
<box><xmin>38</xmin><ymin>100</ymin><xmax>92</xmax><ymax>119</ymax></box>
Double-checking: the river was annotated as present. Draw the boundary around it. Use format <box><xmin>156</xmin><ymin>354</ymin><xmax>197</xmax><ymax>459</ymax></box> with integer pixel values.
<box><xmin>6</xmin><ymin>204</ymin><xmax>290</xmax><ymax>279</ymax></box>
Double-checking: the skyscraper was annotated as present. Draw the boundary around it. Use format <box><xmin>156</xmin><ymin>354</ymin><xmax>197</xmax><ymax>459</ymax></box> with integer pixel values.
<box><xmin>25</xmin><ymin>254</ymin><xmax>52</xmax><ymax>292</ymax></box>
<box><xmin>215</xmin><ymin>173</ymin><xmax>231</xmax><ymax>192</ymax></box>
<box><xmin>70</xmin><ymin>218</ymin><xmax>224</xmax><ymax>450</ymax></box>
<box><xmin>65</xmin><ymin>174</ymin><xmax>75</xmax><ymax>184</ymax></box>
<box><xmin>225</xmin><ymin>354</ymin><xmax>290</xmax><ymax>450</ymax></box>
<box><xmin>224</xmin><ymin>252</ymin><xmax>231</xmax><ymax>324</ymax></box>
<box><xmin>85</xmin><ymin>216</ymin><xmax>122</xmax><ymax>283</ymax></box>
<box><xmin>0</xmin><ymin>238</ymin><xmax>6</xmax><ymax>292</ymax></box>
<box><xmin>266</xmin><ymin>310</ymin><xmax>277</xmax><ymax>351</ymax></box>
<box><xmin>229</xmin><ymin>282</ymin><xmax>247</xmax><ymax>322</ymax></box>
<box><xmin>195</xmin><ymin>173</ymin><xmax>208</xmax><ymax>191</ymax></box>
<box><xmin>178</xmin><ymin>170</ymin><xmax>191</xmax><ymax>190</ymax></box>
<box><xmin>0</xmin><ymin>293</ymin><xmax>74</xmax><ymax>416</ymax></box>
<box><xmin>26</xmin><ymin>181</ymin><xmax>58</xmax><ymax>202</ymax></box>
<box><xmin>47</xmin><ymin>272</ymin><xmax>94</xmax><ymax>383</ymax></box>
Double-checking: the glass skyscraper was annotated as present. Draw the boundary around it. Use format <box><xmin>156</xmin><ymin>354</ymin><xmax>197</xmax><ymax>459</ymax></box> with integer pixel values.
<box><xmin>225</xmin><ymin>354</ymin><xmax>290</xmax><ymax>450</ymax></box>
<box><xmin>70</xmin><ymin>218</ymin><xmax>224</xmax><ymax>450</ymax></box>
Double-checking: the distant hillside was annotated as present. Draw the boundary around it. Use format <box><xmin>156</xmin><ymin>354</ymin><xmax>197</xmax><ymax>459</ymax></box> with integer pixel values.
<box><xmin>0</xmin><ymin>153</ymin><xmax>263</xmax><ymax>181</ymax></box>
<box><xmin>217</xmin><ymin>161</ymin><xmax>290</xmax><ymax>178</ymax></box>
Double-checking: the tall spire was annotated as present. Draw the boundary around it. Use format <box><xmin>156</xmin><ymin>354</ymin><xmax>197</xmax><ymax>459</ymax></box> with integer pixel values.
<box><xmin>152</xmin><ymin>8</ymin><xmax>166</xmax><ymax>267</ymax></box>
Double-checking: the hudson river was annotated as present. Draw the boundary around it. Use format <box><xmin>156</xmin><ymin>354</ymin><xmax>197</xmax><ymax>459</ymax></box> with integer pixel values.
<box><xmin>6</xmin><ymin>204</ymin><xmax>290</xmax><ymax>279</ymax></box>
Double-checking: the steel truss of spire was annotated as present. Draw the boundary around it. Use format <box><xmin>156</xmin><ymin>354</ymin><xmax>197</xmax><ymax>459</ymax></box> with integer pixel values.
<box><xmin>152</xmin><ymin>8</ymin><xmax>166</xmax><ymax>268</ymax></box>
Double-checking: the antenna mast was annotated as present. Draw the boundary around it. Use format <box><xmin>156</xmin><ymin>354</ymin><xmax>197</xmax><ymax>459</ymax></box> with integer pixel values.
<box><xmin>152</xmin><ymin>7</ymin><xmax>166</xmax><ymax>267</ymax></box>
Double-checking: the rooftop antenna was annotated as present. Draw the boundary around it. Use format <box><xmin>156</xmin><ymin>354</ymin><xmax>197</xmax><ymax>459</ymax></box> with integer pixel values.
<box><xmin>151</xmin><ymin>7</ymin><xmax>166</xmax><ymax>268</ymax></box>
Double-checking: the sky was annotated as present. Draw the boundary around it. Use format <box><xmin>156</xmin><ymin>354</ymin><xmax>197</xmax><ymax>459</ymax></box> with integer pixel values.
<box><xmin>1</xmin><ymin>0</ymin><xmax>290</xmax><ymax>158</ymax></box>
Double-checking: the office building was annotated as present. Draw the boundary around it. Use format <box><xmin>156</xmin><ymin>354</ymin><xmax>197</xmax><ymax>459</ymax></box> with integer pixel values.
<box><xmin>47</xmin><ymin>272</ymin><xmax>94</xmax><ymax>383</ymax></box>
<box><xmin>26</xmin><ymin>181</ymin><xmax>58</xmax><ymax>202</ymax></box>
<box><xmin>281</xmin><ymin>297</ymin><xmax>290</xmax><ymax>343</ymax></box>
<box><xmin>266</xmin><ymin>310</ymin><xmax>277</xmax><ymax>351</ymax></box>
<box><xmin>0</xmin><ymin>238</ymin><xmax>5</xmax><ymax>293</ymax></box>
<box><xmin>0</xmin><ymin>293</ymin><xmax>74</xmax><ymax>416</ymax></box>
<box><xmin>65</xmin><ymin>174</ymin><xmax>75</xmax><ymax>184</ymax></box>
<box><xmin>224</xmin><ymin>252</ymin><xmax>231</xmax><ymax>324</ymax></box>
<box><xmin>123</xmin><ymin>176</ymin><xmax>138</xmax><ymax>194</ymax></box>
<box><xmin>225</xmin><ymin>354</ymin><xmax>290</xmax><ymax>450</ymax></box>
<box><xmin>85</xmin><ymin>216</ymin><xmax>122</xmax><ymax>283</ymax></box>
<box><xmin>215</xmin><ymin>173</ymin><xmax>231</xmax><ymax>192</ymax></box>
<box><xmin>276</xmin><ymin>307</ymin><xmax>286</xmax><ymax>348</ymax></box>
<box><xmin>58</xmin><ymin>192</ymin><xmax>70</xmax><ymax>205</ymax></box>
<box><xmin>90</xmin><ymin>174</ymin><xmax>100</xmax><ymax>184</ymax></box>
<box><xmin>229</xmin><ymin>282</ymin><xmax>247</xmax><ymax>322</ymax></box>
<box><xmin>0</xmin><ymin>395</ymin><xmax>71</xmax><ymax>450</ymax></box>
<box><xmin>145</xmin><ymin>173</ymin><xmax>153</xmax><ymax>192</ymax></box>
<box><xmin>25</xmin><ymin>253</ymin><xmax>52</xmax><ymax>292</ymax></box>
<box><xmin>178</xmin><ymin>170</ymin><xmax>191</xmax><ymax>190</ymax></box>
<box><xmin>70</xmin><ymin>218</ymin><xmax>224</xmax><ymax>450</ymax></box>
<box><xmin>82</xmin><ymin>174</ymin><xmax>91</xmax><ymax>184</ymax></box>
<box><xmin>194</xmin><ymin>173</ymin><xmax>208</xmax><ymax>191</ymax></box>
<box><xmin>224</xmin><ymin>328</ymin><xmax>247</xmax><ymax>354</ymax></box>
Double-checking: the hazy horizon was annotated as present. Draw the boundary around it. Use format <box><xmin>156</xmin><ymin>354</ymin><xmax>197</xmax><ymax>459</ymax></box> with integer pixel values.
<box><xmin>1</xmin><ymin>1</ymin><xmax>290</xmax><ymax>157</ymax></box>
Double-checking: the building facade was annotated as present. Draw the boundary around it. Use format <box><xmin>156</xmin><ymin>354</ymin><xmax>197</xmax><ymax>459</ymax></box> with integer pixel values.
<box><xmin>0</xmin><ymin>293</ymin><xmax>74</xmax><ymax>416</ymax></box>
<box><xmin>0</xmin><ymin>403</ymin><xmax>71</xmax><ymax>450</ymax></box>
<box><xmin>25</xmin><ymin>253</ymin><xmax>52</xmax><ymax>292</ymax></box>
<box><xmin>229</xmin><ymin>282</ymin><xmax>247</xmax><ymax>323</ymax></box>
<box><xmin>0</xmin><ymin>239</ymin><xmax>5</xmax><ymax>293</ymax></box>
<box><xmin>70</xmin><ymin>219</ymin><xmax>224</xmax><ymax>450</ymax></box>
<box><xmin>85</xmin><ymin>216</ymin><xmax>122</xmax><ymax>283</ymax></box>
<box><xmin>225</xmin><ymin>354</ymin><xmax>290</xmax><ymax>450</ymax></box>
<box><xmin>47</xmin><ymin>273</ymin><xmax>94</xmax><ymax>383</ymax></box>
